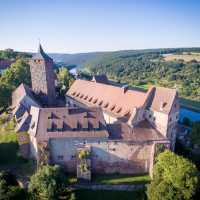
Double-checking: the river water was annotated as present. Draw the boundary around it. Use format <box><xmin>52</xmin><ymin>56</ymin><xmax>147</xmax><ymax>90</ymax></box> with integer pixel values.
<box><xmin>180</xmin><ymin>108</ymin><xmax>200</xmax><ymax>122</ymax></box>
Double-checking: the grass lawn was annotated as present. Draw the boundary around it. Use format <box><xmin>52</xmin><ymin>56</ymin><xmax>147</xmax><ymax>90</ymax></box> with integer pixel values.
<box><xmin>0</xmin><ymin>117</ymin><xmax>23</xmax><ymax>165</ymax></box>
<box><xmin>93</xmin><ymin>174</ymin><xmax>150</xmax><ymax>185</ymax></box>
<box><xmin>75</xmin><ymin>189</ymin><xmax>146</xmax><ymax>200</ymax></box>
<box><xmin>0</xmin><ymin>114</ymin><xmax>36</xmax><ymax>178</ymax></box>
<box><xmin>66</xmin><ymin>174</ymin><xmax>150</xmax><ymax>185</ymax></box>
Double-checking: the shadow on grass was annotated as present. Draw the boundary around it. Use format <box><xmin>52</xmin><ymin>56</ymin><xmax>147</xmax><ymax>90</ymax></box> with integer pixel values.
<box><xmin>75</xmin><ymin>189</ymin><xmax>146</xmax><ymax>200</ymax></box>
<box><xmin>0</xmin><ymin>142</ymin><xmax>25</xmax><ymax>164</ymax></box>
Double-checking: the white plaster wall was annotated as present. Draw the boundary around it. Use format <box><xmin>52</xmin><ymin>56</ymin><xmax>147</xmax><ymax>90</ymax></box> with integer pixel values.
<box><xmin>103</xmin><ymin>112</ymin><xmax>118</xmax><ymax>124</ymax></box>
<box><xmin>145</xmin><ymin>110</ymin><xmax>168</xmax><ymax>137</ymax></box>
<box><xmin>29</xmin><ymin>135</ymin><xmax>38</xmax><ymax>159</ymax></box>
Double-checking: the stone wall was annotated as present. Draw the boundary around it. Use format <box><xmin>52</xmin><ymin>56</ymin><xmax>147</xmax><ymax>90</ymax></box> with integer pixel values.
<box><xmin>29</xmin><ymin>59</ymin><xmax>55</xmax><ymax>106</ymax></box>
<box><xmin>49</xmin><ymin>137</ymin><xmax>155</xmax><ymax>174</ymax></box>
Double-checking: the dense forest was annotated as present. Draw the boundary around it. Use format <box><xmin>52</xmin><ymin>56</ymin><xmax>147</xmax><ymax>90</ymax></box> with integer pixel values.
<box><xmin>83</xmin><ymin>48</ymin><xmax>200</xmax><ymax>103</ymax></box>
<box><xmin>0</xmin><ymin>49</ymin><xmax>31</xmax><ymax>60</ymax></box>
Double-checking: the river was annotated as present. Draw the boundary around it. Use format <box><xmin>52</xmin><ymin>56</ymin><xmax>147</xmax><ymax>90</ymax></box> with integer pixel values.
<box><xmin>180</xmin><ymin>107</ymin><xmax>200</xmax><ymax>122</ymax></box>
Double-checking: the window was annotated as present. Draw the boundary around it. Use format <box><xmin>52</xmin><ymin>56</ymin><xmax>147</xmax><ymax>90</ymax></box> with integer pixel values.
<box><xmin>116</xmin><ymin>107</ymin><xmax>122</xmax><ymax>113</ymax></box>
<box><xmin>99</xmin><ymin>100</ymin><xmax>103</xmax><ymax>106</ymax></box>
<box><xmin>93</xmin><ymin>98</ymin><xmax>98</xmax><ymax>104</ymax></box>
<box><xmin>149</xmin><ymin>114</ymin><xmax>152</xmax><ymax>118</ymax></box>
<box><xmin>71</xmin><ymin>155</ymin><xmax>76</xmax><ymax>159</ymax></box>
<box><xmin>57</xmin><ymin>155</ymin><xmax>64</xmax><ymax>160</ymax></box>
<box><xmin>31</xmin><ymin>122</ymin><xmax>35</xmax><ymax>129</ymax></box>
<box><xmin>110</xmin><ymin>105</ymin><xmax>116</xmax><ymax>111</ymax></box>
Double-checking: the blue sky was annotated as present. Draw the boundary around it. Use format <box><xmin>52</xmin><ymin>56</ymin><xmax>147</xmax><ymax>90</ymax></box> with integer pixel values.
<box><xmin>0</xmin><ymin>0</ymin><xmax>200</xmax><ymax>53</ymax></box>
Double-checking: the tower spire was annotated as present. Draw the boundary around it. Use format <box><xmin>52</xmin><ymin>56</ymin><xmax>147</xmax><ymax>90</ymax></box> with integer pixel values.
<box><xmin>33</xmin><ymin>42</ymin><xmax>52</xmax><ymax>61</ymax></box>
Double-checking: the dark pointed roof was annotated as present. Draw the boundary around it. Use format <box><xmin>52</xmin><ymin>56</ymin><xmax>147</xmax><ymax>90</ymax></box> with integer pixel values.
<box><xmin>32</xmin><ymin>44</ymin><xmax>53</xmax><ymax>61</ymax></box>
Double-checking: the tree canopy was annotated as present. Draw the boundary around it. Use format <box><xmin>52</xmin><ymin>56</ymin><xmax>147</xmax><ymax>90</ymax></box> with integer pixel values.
<box><xmin>147</xmin><ymin>150</ymin><xmax>199</xmax><ymax>200</ymax></box>
<box><xmin>56</xmin><ymin>67</ymin><xmax>75</xmax><ymax>96</ymax></box>
<box><xmin>0</xmin><ymin>59</ymin><xmax>31</xmax><ymax>109</ymax></box>
<box><xmin>190</xmin><ymin>121</ymin><xmax>200</xmax><ymax>147</ymax></box>
<box><xmin>0</xmin><ymin>171</ymin><xmax>26</xmax><ymax>200</ymax></box>
<box><xmin>28</xmin><ymin>165</ymin><xmax>66</xmax><ymax>200</ymax></box>
<box><xmin>84</xmin><ymin>49</ymin><xmax>200</xmax><ymax>102</ymax></box>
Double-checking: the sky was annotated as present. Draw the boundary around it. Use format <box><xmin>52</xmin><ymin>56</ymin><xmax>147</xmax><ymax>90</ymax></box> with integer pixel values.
<box><xmin>0</xmin><ymin>0</ymin><xmax>200</xmax><ymax>53</ymax></box>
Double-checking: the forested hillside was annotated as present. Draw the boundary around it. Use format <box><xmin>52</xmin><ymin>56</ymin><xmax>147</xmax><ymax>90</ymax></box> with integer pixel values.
<box><xmin>83</xmin><ymin>48</ymin><xmax>200</xmax><ymax>102</ymax></box>
<box><xmin>0</xmin><ymin>49</ymin><xmax>31</xmax><ymax>60</ymax></box>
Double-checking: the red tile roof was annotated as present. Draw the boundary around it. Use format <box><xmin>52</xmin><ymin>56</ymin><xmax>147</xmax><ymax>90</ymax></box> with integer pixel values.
<box><xmin>67</xmin><ymin>79</ymin><xmax>148</xmax><ymax>118</ymax></box>
<box><xmin>108</xmin><ymin>120</ymin><xmax>167</xmax><ymax>142</ymax></box>
<box><xmin>148</xmin><ymin>86</ymin><xmax>177</xmax><ymax>114</ymax></box>
<box><xmin>67</xmin><ymin>80</ymin><xmax>178</xmax><ymax>117</ymax></box>
<box><xmin>29</xmin><ymin>106</ymin><xmax>108</xmax><ymax>141</ymax></box>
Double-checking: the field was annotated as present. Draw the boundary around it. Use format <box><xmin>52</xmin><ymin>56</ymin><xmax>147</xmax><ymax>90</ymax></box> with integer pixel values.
<box><xmin>163</xmin><ymin>52</ymin><xmax>200</xmax><ymax>62</ymax></box>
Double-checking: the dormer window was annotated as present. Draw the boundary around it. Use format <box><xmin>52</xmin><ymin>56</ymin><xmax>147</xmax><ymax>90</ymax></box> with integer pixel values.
<box><xmin>104</xmin><ymin>103</ymin><xmax>109</xmax><ymax>108</ymax></box>
<box><xmin>89</xmin><ymin>97</ymin><xmax>93</xmax><ymax>102</ymax></box>
<box><xmin>31</xmin><ymin>122</ymin><xmax>35</xmax><ymax>129</ymax></box>
<box><xmin>116</xmin><ymin>107</ymin><xmax>122</xmax><ymax>113</ymax></box>
<box><xmin>93</xmin><ymin>98</ymin><xmax>98</xmax><ymax>104</ymax></box>
<box><xmin>110</xmin><ymin>105</ymin><xmax>116</xmax><ymax>111</ymax></box>
<box><xmin>76</xmin><ymin>92</ymin><xmax>80</xmax><ymax>97</ymax></box>
<box><xmin>160</xmin><ymin>102</ymin><xmax>167</xmax><ymax>111</ymax></box>
<box><xmin>99</xmin><ymin>100</ymin><xmax>103</xmax><ymax>106</ymax></box>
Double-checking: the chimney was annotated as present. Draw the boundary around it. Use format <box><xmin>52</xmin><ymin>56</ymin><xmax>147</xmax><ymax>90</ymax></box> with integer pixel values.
<box><xmin>122</xmin><ymin>85</ymin><xmax>129</xmax><ymax>93</ymax></box>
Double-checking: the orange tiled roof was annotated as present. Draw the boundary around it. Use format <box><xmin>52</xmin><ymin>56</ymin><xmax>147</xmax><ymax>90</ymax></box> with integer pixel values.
<box><xmin>148</xmin><ymin>86</ymin><xmax>177</xmax><ymax>114</ymax></box>
<box><xmin>29</xmin><ymin>106</ymin><xmax>108</xmax><ymax>141</ymax></box>
<box><xmin>67</xmin><ymin>79</ymin><xmax>148</xmax><ymax>118</ymax></box>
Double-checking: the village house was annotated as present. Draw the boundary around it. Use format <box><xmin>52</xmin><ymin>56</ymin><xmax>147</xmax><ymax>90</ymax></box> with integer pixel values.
<box><xmin>12</xmin><ymin>44</ymin><xmax>179</xmax><ymax>176</ymax></box>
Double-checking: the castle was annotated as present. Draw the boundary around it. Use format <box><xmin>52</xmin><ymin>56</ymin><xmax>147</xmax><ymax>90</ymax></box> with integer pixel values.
<box><xmin>12</xmin><ymin>44</ymin><xmax>179</xmax><ymax>176</ymax></box>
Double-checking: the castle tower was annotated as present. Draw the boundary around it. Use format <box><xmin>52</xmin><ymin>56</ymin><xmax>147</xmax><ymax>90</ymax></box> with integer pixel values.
<box><xmin>29</xmin><ymin>44</ymin><xmax>56</xmax><ymax>106</ymax></box>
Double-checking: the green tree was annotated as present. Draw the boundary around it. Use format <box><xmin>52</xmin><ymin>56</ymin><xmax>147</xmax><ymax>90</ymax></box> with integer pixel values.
<box><xmin>28</xmin><ymin>165</ymin><xmax>66</xmax><ymax>200</ymax></box>
<box><xmin>0</xmin><ymin>83</ymin><xmax>12</xmax><ymax>109</ymax></box>
<box><xmin>0</xmin><ymin>59</ymin><xmax>31</xmax><ymax>109</ymax></box>
<box><xmin>182</xmin><ymin>117</ymin><xmax>192</xmax><ymax>127</ymax></box>
<box><xmin>147</xmin><ymin>150</ymin><xmax>199</xmax><ymax>200</ymax></box>
<box><xmin>190</xmin><ymin>121</ymin><xmax>200</xmax><ymax>147</ymax></box>
<box><xmin>0</xmin><ymin>171</ymin><xmax>26</xmax><ymax>200</ymax></box>
<box><xmin>56</xmin><ymin>67</ymin><xmax>75</xmax><ymax>96</ymax></box>
<box><xmin>1</xmin><ymin>59</ymin><xmax>31</xmax><ymax>87</ymax></box>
